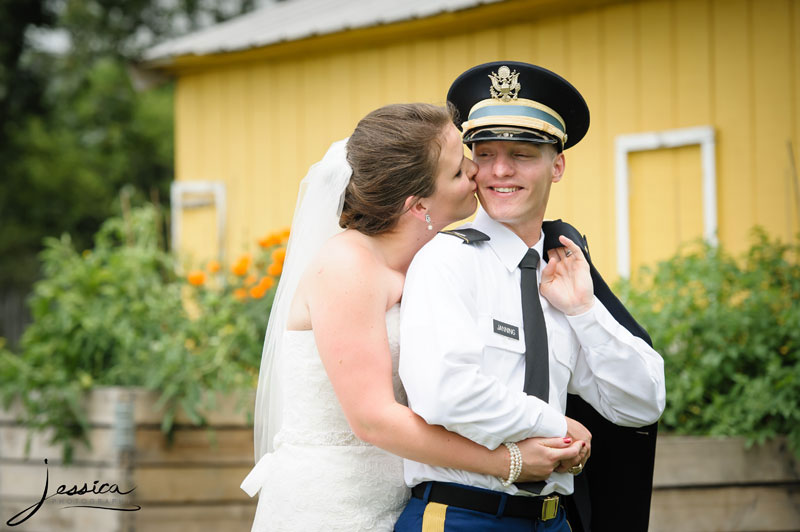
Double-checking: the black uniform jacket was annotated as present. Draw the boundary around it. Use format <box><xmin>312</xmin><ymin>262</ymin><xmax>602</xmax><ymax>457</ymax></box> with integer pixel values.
<box><xmin>542</xmin><ymin>220</ymin><xmax>659</xmax><ymax>532</ymax></box>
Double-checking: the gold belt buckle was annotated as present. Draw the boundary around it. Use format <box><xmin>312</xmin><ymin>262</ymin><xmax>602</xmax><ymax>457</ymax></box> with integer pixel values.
<box><xmin>541</xmin><ymin>495</ymin><xmax>559</xmax><ymax>521</ymax></box>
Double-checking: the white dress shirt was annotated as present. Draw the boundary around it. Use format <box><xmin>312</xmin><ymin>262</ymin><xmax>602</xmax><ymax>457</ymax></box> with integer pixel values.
<box><xmin>399</xmin><ymin>207</ymin><xmax>665</xmax><ymax>496</ymax></box>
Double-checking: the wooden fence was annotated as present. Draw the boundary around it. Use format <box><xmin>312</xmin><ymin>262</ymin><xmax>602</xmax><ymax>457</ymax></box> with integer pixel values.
<box><xmin>650</xmin><ymin>436</ymin><xmax>800</xmax><ymax>531</ymax></box>
<box><xmin>2</xmin><ymin>388</ymin><xmax>799</xmax><ymax>531</ymax></box>
<box><xmin>0</xmin><ymin>388</ymin><xmax>256</xmax><ymax>531</ymax></box>
<box><xmin>0</xmin><ymin>287</ymin><xmax>30</xmax><ymax>349</ymax></box>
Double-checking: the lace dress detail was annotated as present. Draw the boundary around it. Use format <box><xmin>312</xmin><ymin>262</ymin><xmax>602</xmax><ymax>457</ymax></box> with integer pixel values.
<box><xmin>244</xmin><ymin>305</ymin><xmax>409</xmax><ymax>531</ymax></box>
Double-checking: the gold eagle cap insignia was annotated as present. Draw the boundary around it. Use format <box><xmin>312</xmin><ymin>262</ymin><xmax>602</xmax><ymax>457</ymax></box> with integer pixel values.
<box><xmin>488</xmin><ymin>65</ymin><xmax>521</xmax><ymax>102</ymax></box>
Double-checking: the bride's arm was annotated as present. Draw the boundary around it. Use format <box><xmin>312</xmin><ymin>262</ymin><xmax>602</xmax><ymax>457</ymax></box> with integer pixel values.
<box><xmin>307</xmin><ymin>243</ymin><xmax>581</xmax><ymax>481</ymax></box>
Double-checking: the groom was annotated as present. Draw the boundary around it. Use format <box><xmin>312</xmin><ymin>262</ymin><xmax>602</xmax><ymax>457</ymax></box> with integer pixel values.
<box><xmin>396</xmin><ymin>61</ymin><xmax>665</xmax><ymax>531</ymax></box>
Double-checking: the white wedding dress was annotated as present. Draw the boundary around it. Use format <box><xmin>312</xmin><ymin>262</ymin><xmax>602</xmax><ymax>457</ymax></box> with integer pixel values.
<box><xmin>243</xmin><ymin>304</ymin><xmax>410</xmax><ymax>531</ymax></box>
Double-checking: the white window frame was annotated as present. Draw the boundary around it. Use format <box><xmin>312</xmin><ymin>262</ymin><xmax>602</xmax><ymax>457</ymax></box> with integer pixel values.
<box><xmin>170</xmin><ymin>181</ymin><xmax>227</xmax><ymax>264</ymax></box>
<box><xmin>614</xmin><ymin>126</ymin><xmax>717</xmax><ymax>278</ymax></box>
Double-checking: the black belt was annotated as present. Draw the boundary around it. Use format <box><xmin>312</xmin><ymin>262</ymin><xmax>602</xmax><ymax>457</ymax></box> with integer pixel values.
<box><xmin>411</xmin><ymin>482</ymin><xmax>561</xmax><ymax>521</ymax></box>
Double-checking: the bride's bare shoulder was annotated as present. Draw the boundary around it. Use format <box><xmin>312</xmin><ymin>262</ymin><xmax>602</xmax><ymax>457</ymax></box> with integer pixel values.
<box><xmin>312</xmin><ymin>231</ymin><xmax>381</xmax><ymax>275</ymax></box>
<box><xmin>290</xmin><ymin>232</ymin><xmax>382</xmax><ymax>328</ymax></box>
<box><xmin>303</xmin><ymin>232</ymin><xmax>391</xmax><ymax>313</ymax></box>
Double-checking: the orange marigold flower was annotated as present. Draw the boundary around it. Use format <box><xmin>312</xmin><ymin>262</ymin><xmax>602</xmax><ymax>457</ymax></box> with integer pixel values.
<box><xmin>206</xmin><ymin>259</ymin><xmax>221</xmax><ymax>273</ymax></box>
<box><xmin>271</xmin><ymin>247</ymin><xmax>287</xmax><ymax>265</ymax></box>
<box><xmin>231</xmin><ymin>254</ymin><xmax>252</xmax><ymax>276</ymax></box>
<box><xmin>245</xmin><ymin>274</ymin><xmax>258</xmax><ymax>286</ymax></box>
<box><xmin>258</xmin><ymin>233</ymin><xmax>282</xmax><ymax>248</ymax></box>
<box><xmin>280</xmin><ymin>227</ymin><xmax>291</xmax><ymax>242</ymax></box>
<box><xmin>233</xmin><ymin>288</ymin><xmax>248</xmax><ymax>300</ymax></box>
<box><xmin>258</xmin><ymin>276</ymin><xmax>275</xmax><ymax>291</ymax></box>
<box><xmin>231</xmin><ymin>262</ymin><xmax>248</xmax><ymax>276</ymax></box>
<box><xmin>187</xmin><ymin>270</ymin><xmax>206</xmax><ymax>286</ymax></box>
<box><xmin>249</xmin><ymin>285</ymin><xmax>267</xmax><ymax>299</ymax></box>
<box><xmin>267</xmin><ymin>262</ymin><xmax>283</xmax><ymax>276</ymax></box>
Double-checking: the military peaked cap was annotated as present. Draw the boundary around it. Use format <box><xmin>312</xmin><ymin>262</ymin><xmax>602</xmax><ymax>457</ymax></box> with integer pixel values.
<box><xmin>447</xmin><ymin>61</ymin><xmax>590</xmax><ymax>150</ymax></box>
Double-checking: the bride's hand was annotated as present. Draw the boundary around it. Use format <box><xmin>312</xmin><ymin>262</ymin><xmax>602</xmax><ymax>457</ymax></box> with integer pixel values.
<box><xmin>514</xmin><ymin>437</ymin><xmax>583</xmax><ymax>482</ymax></box>
<box><xmin>553</xmin><ymin>416</ymin><xmax>591</xmax><ymax>474</ymax></box>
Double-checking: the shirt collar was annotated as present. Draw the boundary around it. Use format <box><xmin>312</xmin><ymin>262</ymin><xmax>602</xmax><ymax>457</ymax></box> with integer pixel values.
<box><xmin>471</xmin><ymin>207</ymin><xmax>545</xmax><ymax>273</ymax></box>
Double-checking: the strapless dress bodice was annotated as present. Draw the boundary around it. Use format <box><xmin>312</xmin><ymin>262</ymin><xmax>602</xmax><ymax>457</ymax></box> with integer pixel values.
<box><xmin>242</xmin><ymin>304</ymin><xmax>409</xmax><ymax>531</ymax></box>
<box><xmin>273</xmin><ymin>304</ymin><xmax>405</xmax><ymax>448</ymax></box>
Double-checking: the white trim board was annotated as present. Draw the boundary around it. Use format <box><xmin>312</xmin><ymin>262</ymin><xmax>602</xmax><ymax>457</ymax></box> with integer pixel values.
<box><xmin>614</xmin><ymin>126</ymin><xmax>717</xmax><ymax>278</ymax></box>
<box><xmin>170</xmin><ymin>181</ymin><xmax>227</xmax><ymax>264</ymax></box>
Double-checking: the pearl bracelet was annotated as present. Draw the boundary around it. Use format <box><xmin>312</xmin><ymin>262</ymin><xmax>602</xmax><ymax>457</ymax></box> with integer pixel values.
<box><xmin>499</xmin><ymin>442</ymin><xmax>522</xmax><ymax>487</ymax></box>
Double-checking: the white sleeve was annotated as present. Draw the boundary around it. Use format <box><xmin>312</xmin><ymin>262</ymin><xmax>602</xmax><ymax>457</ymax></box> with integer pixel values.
<box><xmin>566</xmin><ymin>297</ymin><xmax>666</xmax><ymax>427</ymax></box>
<box><xmin>399</xmin><ymin>240</ymin><xmax>567</xmax><ymax>450</ymax></box>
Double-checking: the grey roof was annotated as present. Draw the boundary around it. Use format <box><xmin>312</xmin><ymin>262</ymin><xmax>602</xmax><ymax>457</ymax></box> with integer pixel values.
<box><xmin>143</xmin><ymin>0</ymin><xmax>505</xmax><ymax>63</ymax></box>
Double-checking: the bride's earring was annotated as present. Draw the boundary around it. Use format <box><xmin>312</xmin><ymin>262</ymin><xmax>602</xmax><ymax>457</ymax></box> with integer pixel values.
<box><xmin>425</xmin><ymin>214</ymin><xmax>433</xmax><ymax>231</ymax></box>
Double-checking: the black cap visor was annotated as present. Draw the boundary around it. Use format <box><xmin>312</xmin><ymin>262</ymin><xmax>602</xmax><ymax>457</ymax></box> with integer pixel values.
<box><xmin>464</xmin><ymin>126</ymin><xmax>560</xmax><ymax>147</ymax></box>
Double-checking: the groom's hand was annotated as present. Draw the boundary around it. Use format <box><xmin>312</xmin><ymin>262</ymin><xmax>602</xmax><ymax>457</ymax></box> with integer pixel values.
<box><xmin>540</xmin><ymin>235</ymin><xmax>594</xmax><ymax>316</ymax></box>
<box><xmin>554</xmin><ymin>416</ymin><xmax>592</xmax><ymax>474</ymax></box>
<box><xmin>515</xmin><ymin>437</ymin><xmax>583</xmax><ymax>482</ymax></box>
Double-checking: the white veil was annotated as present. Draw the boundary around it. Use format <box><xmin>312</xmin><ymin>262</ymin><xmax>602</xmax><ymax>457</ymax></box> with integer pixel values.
<box><xmin>253</xmin><ymin>139</ymin><xmax>352</xmax><ymax>460</ymax></box>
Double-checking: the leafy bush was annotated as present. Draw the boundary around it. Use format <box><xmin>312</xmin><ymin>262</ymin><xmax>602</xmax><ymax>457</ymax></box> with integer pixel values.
<box><xmin>0</xmin><ymin>203</ymin><xmax>287</xmax><ymax>462</ymax></box>
<box><xmin>616</xmin><ymin>230</ymin><xmax>800</xmax><ymax>455</ymax></box>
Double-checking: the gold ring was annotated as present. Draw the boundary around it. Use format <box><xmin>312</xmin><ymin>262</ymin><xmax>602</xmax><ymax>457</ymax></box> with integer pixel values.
<box><xmin>568</xmin><ymin>463</ymin><xmax>583</xmax><ymax>475</ymax></box>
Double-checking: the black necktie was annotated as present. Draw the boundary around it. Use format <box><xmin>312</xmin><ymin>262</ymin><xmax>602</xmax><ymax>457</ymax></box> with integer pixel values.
<box><xmin>519</xmin><ymin>248</ymin><xmax>549</xmax><ymax>401</ymax></box>
<box><xmin>516</xmin><ymin>248</ymin><xmax>549</xmax><ymax>494</ymax></box>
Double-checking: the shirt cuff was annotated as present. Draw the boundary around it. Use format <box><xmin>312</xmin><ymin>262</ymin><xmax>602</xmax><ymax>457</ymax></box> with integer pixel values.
<box><xmin>565</xmin><ymin>296</ymin><xmax>614</xmax><ymax>348</ymax></box>
<box><xmin>529</xmin><ymin>397</ymin><xmax>567</xmax><ymax>437</ymax></box>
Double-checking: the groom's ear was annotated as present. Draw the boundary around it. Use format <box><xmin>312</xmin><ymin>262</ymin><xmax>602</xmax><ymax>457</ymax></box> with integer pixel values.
<box><xmin>404</xmin><ymin>195</ymin><xmax>428</xmax><ymax>223</ymax></box>
<box><xmin>551</xmin><ymin>152</ymin><xmax>566</xmax><ymax>183</ymax></box>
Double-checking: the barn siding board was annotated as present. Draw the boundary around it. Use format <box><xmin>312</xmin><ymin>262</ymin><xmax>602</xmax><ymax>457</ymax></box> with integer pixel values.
<box><xmin>162</xmin><ymin>0</ymin><xmax>798</xmax><ymax>275</ymax></box>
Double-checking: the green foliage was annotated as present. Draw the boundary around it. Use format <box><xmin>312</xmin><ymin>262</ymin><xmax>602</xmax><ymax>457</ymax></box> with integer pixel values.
<box><xmin>0</xmin><ymin>0</ymin><xmax>53</xmax><ymax>131</ymax></box>
<box><xmin>0</xmin><ymin>0</ymin><xmax>257</xmax><ymax>324</ymax></box>
<box><xmin>616</xmin><ymin>230</ymin><xmax>800</xmax><ymax>455</ymax></box>
<box><xmin>0</xmin><ymin>56</ymin><xmax>175</xmax><ymax>289</ymax></box>
<box><xmin>0</xmin><ymin>203</ymin><xmax>279</xmax><ymax>462</ymax></box>
<box><xmin>56</xmin><ymin>0</ymin><xmax>257</xmax><ymax>58</ymax></box>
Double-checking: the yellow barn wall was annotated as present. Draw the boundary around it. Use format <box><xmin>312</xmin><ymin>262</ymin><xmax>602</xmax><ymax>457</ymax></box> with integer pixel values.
<box><xmin>171</xmin><ymin>0</ymin><xmax>800</xmax><ymax>278</ymax></box>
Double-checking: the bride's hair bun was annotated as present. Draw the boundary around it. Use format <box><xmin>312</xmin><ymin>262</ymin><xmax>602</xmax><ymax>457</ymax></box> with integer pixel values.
<box><xmin>341</xmin><ymin>103</ymin><xmax>454</xmax><ymax>235</ymax></box>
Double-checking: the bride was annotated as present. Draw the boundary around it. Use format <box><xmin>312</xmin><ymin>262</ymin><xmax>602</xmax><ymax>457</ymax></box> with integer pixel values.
<box><xmin>241</xmin><ymin>103</ymin><xmax>583</xmax><ymax>531</ymax></box>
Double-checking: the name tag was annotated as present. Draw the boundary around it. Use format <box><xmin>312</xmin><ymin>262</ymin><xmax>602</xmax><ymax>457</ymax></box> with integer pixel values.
<box><xmin>493</xmin><ymin>319</ymin><xmax>519</xmax><ymax>340</ymax></box>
